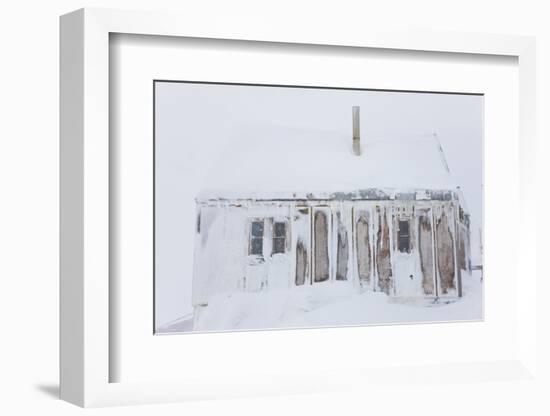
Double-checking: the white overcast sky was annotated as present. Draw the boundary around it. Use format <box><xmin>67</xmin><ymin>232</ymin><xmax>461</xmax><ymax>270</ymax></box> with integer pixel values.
<box><xmin>155</xmin><ymin>82</ymin><xmax>483</xmax><ymax>327</ymax></box>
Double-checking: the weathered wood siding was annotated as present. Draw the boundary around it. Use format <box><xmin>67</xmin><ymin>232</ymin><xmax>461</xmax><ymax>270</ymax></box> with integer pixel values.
<box><xmin>435</xmin><ymin>209</ymin><xmax>455</xmax><ymax>294</ymax></box>
<box><xmin>293</xmin><ymin>207</ymin><xmax>310</xmax><ymax>286</ymax></box>
<box><xmin>193</xmin><ymin>196</ymin><xmax>467</xmax><ymax>308</ymax></box>
<box><xmin>418</xmin><ymin>209</ymin><xmax>435</xmax><ymax>295</ymax></box>
<box><xmin>457</xmin><ymin>230</ymin><xmax>466</xmax><ymax>271</ymax></box>
<box><xmin>457</xmin><ymin>220</ymin><xmax>470</xmax><ymax>273</ymax></box>
<box><xmin>356</xmin><ymin>213</ymin><xmax>371</xmax><ymax>283</ymax></box>
<box><xmin>295</xmin><ymin>240</ymin><xmax>308</xmax><ymax>286</ymax></box>
<box><xmin>336</xmin><ymin>212</ymin><xmax>349</xmax><ymax>281</ymax></box>
<box><xmin>376</xmin><ymin>207</ymin><xmax>393</xmax><ymax>295</ymax></box>
<box><xmin>314</xmin><ymin>210</ymin><xmax>330</xmax><ymax>282</ymax></box>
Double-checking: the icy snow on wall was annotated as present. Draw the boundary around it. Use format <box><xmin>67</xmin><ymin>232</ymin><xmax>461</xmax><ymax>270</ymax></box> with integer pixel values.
<box><xmin>173</xmin><ymin>190</ymin><xmax>476</xmax><ymax>333</ymax></box>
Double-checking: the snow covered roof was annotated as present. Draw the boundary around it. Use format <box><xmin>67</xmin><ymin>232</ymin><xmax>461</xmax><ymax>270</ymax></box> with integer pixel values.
<box><xmin>198</xmin><ymin>125</ymin><xmax>460</xmax><ymax>203</ymax></box>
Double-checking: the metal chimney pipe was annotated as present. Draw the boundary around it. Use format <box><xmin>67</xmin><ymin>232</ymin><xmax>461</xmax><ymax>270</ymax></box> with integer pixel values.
<box><xmin>352</xmin><ymin>106</ymin><xmax>361</xmax><ymax>156</ymax></box>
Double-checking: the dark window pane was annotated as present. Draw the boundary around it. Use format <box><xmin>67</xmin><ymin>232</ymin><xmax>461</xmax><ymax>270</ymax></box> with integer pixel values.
<box><xmin>274</xmin><ymin>222</ymin><xmax>286</xmax><ymax>237</ymax></box>
<box><xmin>251</xmin><ymin>221</ymin><xmax>264</xmax><ymax>237</ymax></box>
<box><xmin>250</xmin><ymin>237</ymin><xmax>263</xmax><ymax>255</ymax></box>
<box><xmin>399</xmin><ymin>237</ymin><xmax>410</xmax><ymax>253</ymax></box>
<box><xmin>399</xmin><ymin>220</ymin><xmax>409</xmax><ymax>236</ymax></box>
<box><xmin>398</xmin><ymin>220</ymin><xmax>410</xmax><ymax>253</ymax></box>
<box><xmin>273</xmin><ymin>237</ymin><xmax>285</xmax><ymax>254</ymax></box>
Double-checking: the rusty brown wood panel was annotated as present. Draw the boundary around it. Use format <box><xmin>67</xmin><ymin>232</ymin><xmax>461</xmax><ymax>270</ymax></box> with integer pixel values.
<box><xmin>356</xmin><ymin>215</ymin><xmax>371</xmax><ymax>283</ymax></box>
<box><xmin>314</xmin><ymin>210</ymin><xmax>330</xmax><ymax>282</ymax></box>
<box><xmin>295</xmin><ymin>240</ymin><xmax>308</xmax><ymax>286</ymax></box>
<box><xmin>418</xmin><ymin>211</ymin><xmax>435</xmax><ymax>295</ymax></box>
<box><xmin>336</xmin><ymin>213</ymin><xmax>349</xmax><ymax>281</ymax></box>
<box><xmin>376</xmin><ymin>207</ymin><xmax>393</xmax><ymax>294</ymax></box>
<box><xmin>457</xmin><ymin>227</ymin><xmax>467</xmax><ymax>271</ymax></box>
<box><xmin>436</xmin><ymin>210</ymin><xmax>456</xmax><ymax>294</ymax></box>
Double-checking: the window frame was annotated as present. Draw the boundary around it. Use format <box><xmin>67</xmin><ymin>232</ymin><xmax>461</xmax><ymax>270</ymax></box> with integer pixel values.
<box><xmin>272</xmin><ymin>220</ymin><xmax>287</xmax><ymax>255</ymax></box>
<box><xmin>248</xmin><ymin>218</ymin><xmax>265</xmax><ymax>257</ymax></box>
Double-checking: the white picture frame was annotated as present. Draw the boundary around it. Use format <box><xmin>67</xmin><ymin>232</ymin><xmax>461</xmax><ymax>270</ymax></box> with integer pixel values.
<box><xmin>60</xmin><ymin>7</ymin><xmax>537</xmax><ymax>407</ymax></box>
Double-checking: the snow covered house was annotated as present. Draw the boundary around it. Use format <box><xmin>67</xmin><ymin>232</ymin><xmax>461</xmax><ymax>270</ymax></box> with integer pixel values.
<box><xmin>191</xmin><ymin>110</ymin><xmax>471</xmax><ymax>321</ymax></box>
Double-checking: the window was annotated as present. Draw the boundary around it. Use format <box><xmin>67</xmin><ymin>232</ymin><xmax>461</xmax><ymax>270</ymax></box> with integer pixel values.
<box><xmin>249</xmin><ymin>220</ymin><xmax>264</xmax><ymax>256</ymax></box>
<box><xmin>272</xmin><ymin>221</ymin><xmax>287</xmax><ymax>254</ymax></box>
<box><xmin>398</xmin><ymin>220</ymin><xmax>410</xmax><ymax>253</ymax></box>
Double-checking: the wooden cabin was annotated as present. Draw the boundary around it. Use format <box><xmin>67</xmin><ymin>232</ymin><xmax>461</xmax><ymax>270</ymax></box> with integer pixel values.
<box><xmin>191</xmin><ymin>109</ymin><xmax>471</xmax><ymax>316</ymax></box>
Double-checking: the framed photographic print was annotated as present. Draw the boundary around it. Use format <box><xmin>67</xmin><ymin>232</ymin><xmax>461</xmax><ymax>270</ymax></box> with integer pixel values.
<box><xmin>153</xmin><ymin>81</ymin><xmax>484</xmax><ymax>335</ymax></box>
<box><xmin>60</xmin><ymin>8</ymin><xmax>538</xmax><ymax>408</ymax></box>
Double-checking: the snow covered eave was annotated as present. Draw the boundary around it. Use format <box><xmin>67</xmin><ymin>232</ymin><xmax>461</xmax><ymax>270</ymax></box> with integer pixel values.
<box><xmin>196</xmin><ymin>188</ymin><xmax>464</xmax><ymax>205</ymax></box>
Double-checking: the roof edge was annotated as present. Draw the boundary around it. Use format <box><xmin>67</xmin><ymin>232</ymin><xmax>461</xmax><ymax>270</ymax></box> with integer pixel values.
<box><xmin>196</xmin><ymin>188</ymin><xmax>462</xmax><ymax>205</ymax></box>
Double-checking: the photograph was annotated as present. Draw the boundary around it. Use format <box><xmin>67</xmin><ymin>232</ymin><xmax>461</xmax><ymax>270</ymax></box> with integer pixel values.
<box><xmin>154</xmin><ymin>81</ymin><xmax>484</xmax><ymax>334</ymax></box>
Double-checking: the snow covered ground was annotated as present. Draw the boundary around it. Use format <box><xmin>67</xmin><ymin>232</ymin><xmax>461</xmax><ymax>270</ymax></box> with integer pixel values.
<box><xmin>158</xmin><ymin>270</ymin><xmax>483</xmax><ymax>334</ymax></box>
